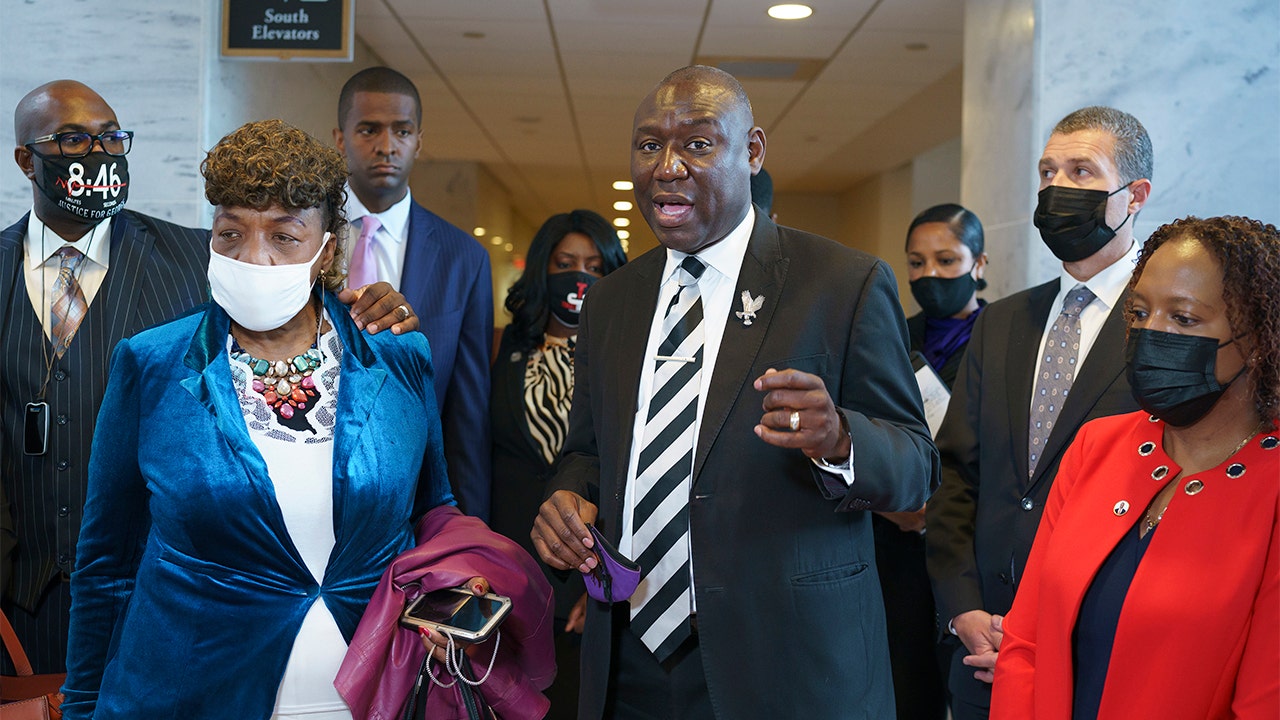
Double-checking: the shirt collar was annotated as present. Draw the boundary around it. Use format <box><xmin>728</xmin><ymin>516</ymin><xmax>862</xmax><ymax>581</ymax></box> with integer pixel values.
<box><xmin>662</xmin><ymin>205</ymin><xmax>755</xmax><ymax>285</ymax></box>
<box><xmin>1058</xmin><ymin>239</ymin><xmax>1140</xmax><ymax>312</ymax></box>
<box><xmin>343</xmin><ymin>184</ymin><xmax>413</xmax><ymax>244</ymax></box>
<box><xmin>24</xmin><ymin>209</ymin><xmax>112</xmax><ymax>270</ymax></box>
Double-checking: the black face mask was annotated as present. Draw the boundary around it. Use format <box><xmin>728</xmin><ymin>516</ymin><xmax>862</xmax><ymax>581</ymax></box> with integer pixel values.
<box><xmin>31</xmin><ymin>151</ymin><xmax>129</xmax><ymax>221</ymax></box>
<box><xmin>546</xmin><ymin>271</ymin><xmax>597</xmax><ymax>328</ymax></box>
<box><xmin>1033</xmin><ymin>184</ymin><xmax>1129</xmax><ymax>262</ymax></box>
<box><xmin>910</xmin><ymin>269</ymin><xmax>978</xmax><ymax>319</ymax></box>
<box><xmin>1125</xmin><ymin>328</ymin><xmax>1246</xmax><ymax>427</ymax></box>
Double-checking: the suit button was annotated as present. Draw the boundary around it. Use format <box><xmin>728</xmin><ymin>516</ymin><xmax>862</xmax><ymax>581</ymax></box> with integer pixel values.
<box><xmin>998</xmin><ymin>572</ymin><xmax>1010</xmax><ymax>585</ymax></box>
<box><xmin>58</xmin><ymin>553</ymin><xmax>71</xmax><ymax>565</ymax></box>
<box><xmin>1020</xmin><ymin>498</ymin><xmax>1034</xmax><ymax>511</ymax></box>
<box><xmin>58</xmin><ymin>505</ymin><xmax>70</xmax><ymax>517</ymax></box>
<box><xmin>56</xmin><ymin>414</ymin><xmax>68</xmax><ymax>425</ymax></box>
<box><xmin>57</xmin><ymin>460</ymin><xmax>69</xmax><ymax>471</ymax></box>
<box><xmin>54</xmin><ymin>369</ymin><xmax>68</xmax><ymax>381</ymax></box>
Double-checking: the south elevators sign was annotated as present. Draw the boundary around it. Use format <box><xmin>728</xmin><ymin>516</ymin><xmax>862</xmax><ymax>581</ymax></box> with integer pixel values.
<box><xmin>222</xmin><ymin>0</ymin><xmax>353</xmax><ymax>61</ymax></box>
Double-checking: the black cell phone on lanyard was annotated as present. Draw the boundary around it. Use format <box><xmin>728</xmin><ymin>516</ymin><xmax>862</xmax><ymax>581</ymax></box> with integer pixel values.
<box><xmin>25</xmin><ymin>401</ymin><xmax>49</xmax><ymax>455</ymax></box>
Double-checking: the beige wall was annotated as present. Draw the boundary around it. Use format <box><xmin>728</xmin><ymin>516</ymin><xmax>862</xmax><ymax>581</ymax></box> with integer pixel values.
<box><xmin>770</xmin><ymin>137</ymin><xmax>961</xmax><ymax>318</ymax></box>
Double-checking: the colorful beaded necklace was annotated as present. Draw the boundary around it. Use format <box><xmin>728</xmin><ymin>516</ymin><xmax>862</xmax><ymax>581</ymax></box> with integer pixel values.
<box><xmin>230</xmin><ymin>302</ymin><xmax>325</xmax><ymax>427</ymax></box>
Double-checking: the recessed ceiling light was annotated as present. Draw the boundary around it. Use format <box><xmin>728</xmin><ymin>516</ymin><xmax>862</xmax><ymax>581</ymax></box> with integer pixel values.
<box><xmin>767</xmin><ymin>4</ymin><xmax>813</xmax><ymax>20</ymax></box>
<box><xmin>617</xmin><ymin>230</ymin><xmax>630</xmax><ymax>240</ymax></box>
<box><xmin>621</xmin><ymin>239</ymin><xmax>630</xmax><ymax>253</ymax></box>
<box><xmin>613</xmin><ymin>201</ymin><xmax>633</xmax><ymax>212</ymax></box>
<box><xmin>503</xmin><ymin>242</ymin><xmax>514</xmax><ymax>252</ymax></box>
<box><xmin>473</xmin><ymin>227</ymin><xmax>486</xmax><ymax>237</ymax></box>
<box><xmin>612</xmin><ymin>181</ymin><xmax>633</xmax><ymax>191</ymax></box>
<box><xmin>489</xmin><ymin>236</ymin><xmax>502</xmax><ymax>246</ymax></box>
<box><xmin>613</xmin><ymin>218</ymin><xmax>630</xmax><ymax>228</ymax></box>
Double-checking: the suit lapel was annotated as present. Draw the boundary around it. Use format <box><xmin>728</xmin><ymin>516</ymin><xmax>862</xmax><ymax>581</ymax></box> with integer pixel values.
<box><xmin>324</xmin><ymin>291</ymin><xmax>387</xmax><ymax>546</ymax></box>
<box><xmin>178</xmin><ymin>303</ymin><xmax>281</xmax><ymax>517</ymax></box>
<box><xmin>399</xmin><ymin>202</ymin><xmax>439</xmax><ymax>300</ymax></box>
<box><xmin>94</xmin><ymin>212</ymin><xmax>161</xmax><ymax>350</ymax></box>
<box><xmin>1007</xmin><ymin>280</ymin><xmax>1059</xmax><ymax>484</ymax></box>
<box><xmin>693</xmin><ymin>217</ymin><xmax>785</xmax><ymax>484</ymax></box>
<box><xmin>1031</xmin><ymin>295</ymin><xmax>1129</xmax><ymax>487</ymax></box>
<box><xmin>501</xmin><ymin>340</ymin><xmax>544</xmax><ymax>464</ymax></box>
<box><xmin>0</xmin><ymin>217</ymin><xmax>26</xmax><ymax>341</ymax></box>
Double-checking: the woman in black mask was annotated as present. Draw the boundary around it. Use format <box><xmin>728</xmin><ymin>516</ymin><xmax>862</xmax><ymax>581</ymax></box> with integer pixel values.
<box><xmin>875</xmin><ymin>203</ymin><xmax>988</xmax><ymax>720</ymax></box>
<box><xmin>488</xmin><ymin>209</ymin><xmax>626</xmax><ymax>719</ymax></box>
<box><xmin>992</xmin><ymin>216</ymin><xmax>1280</xmax><ymax>720</ymax></box>
<box><xmin>905</xmin><ymin>203</ymin><xmax>989</xmax><ymax>387</ymax></box>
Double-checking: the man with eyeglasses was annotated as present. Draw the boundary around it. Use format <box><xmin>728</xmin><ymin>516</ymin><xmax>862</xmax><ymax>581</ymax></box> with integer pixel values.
<box><xmin>0</xmin><ymin>79</ymin><xmax>419</xmax><ymax>675</ymax></box>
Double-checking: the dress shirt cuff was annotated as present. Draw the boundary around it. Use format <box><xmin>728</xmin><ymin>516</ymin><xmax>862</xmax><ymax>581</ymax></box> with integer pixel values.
<box><xmin>809</xmin><ymin>420</ymin><xmax>854</xmax><ymax>498</ymax></box>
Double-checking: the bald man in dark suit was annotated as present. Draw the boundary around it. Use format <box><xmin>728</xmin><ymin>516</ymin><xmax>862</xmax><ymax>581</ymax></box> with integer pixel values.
<box><xmin>532</xmin><ymin>65</ymin><xmax>937</xmax><ymax>720</ymax></box>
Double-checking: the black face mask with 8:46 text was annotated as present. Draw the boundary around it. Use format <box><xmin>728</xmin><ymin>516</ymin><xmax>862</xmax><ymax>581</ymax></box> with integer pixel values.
<box><xmin>33</xmin><ymin>151</ymin><xmax>129</xmax><ymax>221</ymax></box>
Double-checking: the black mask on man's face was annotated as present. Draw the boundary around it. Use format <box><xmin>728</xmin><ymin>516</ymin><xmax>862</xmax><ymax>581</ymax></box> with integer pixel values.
<box><xmin>1033</xmin><ymin>184</ymin><xmax>1129</xmax><ymax>262</ymax></box>
<box><xmin>31</xmin><ymin>150</ymin><xmax>129</xmax><ymax>221</ymax></box>
<box><xmin>1125</xmin><ymin>328</ymin><xmax>1246</xmax><ymax>427</ymax></box>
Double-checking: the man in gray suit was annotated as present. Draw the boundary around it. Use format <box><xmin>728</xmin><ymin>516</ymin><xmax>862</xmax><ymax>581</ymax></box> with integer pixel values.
<box><xmin>925</xmin><ymin>106</ymin><xmax>1154</xmax><ymax>719</ymax></box>
<box><xmin>0</xmin><ymin>80</ymin><xmax>415</xmax><ymax>673</ymax></box>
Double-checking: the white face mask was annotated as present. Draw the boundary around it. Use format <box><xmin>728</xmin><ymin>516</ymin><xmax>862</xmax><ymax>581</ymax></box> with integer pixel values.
<box><xmin>207</xmin><ymin>233</ymin><xmax>331</xmax><ymax>332</ymax></box>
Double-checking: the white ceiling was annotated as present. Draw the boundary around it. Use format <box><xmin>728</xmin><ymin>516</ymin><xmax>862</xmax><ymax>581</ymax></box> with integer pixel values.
<box><xmin>355</xmin><ymin>0</ymin><xmax>964</xmax><ymax>232</ymax></box>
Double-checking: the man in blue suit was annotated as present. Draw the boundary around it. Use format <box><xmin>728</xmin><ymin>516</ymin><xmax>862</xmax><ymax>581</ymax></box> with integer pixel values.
<box><xmin>334</xmin><ymin>67</ymin><xmax>494</xmax><ymax>520</ymax></box>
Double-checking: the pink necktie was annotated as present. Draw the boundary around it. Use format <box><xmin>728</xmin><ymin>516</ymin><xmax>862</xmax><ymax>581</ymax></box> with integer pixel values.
<box><xmin>348</xmin><ymin>215</ymin><xmax>382</xmax><ymax>288</ymax></box>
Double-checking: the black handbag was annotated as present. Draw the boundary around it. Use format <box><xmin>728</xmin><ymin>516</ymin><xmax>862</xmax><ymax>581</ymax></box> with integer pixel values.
<box><xmin>402</xmin><ymin>653</ymin><xmax>497</xmax><ymax>720</ymax></box>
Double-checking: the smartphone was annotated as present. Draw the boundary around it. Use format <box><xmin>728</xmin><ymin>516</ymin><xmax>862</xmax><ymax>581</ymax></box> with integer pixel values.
<box><xmin>24</xmin><ymin>401</ymin><xmax>48</xmax><ymax>456</ymax></box>
<box><xmin>401</xmin><ymin>586</ymin><xmax>512</xmax><ymax>643</ymax></box>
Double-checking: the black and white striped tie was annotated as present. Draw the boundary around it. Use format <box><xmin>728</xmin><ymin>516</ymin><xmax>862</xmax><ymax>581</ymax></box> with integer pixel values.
<box><xmin>630</xmin><ymin>254</ymin><xmax>705</xmax><ymax>660</ymax></box>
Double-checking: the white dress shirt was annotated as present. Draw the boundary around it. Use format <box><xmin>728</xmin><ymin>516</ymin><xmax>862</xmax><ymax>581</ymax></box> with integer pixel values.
<box><xmin>341</xmin><ymin>186</ymin><xmax>413</xmax><ymax>289</ymax></box>
<box><xmin>23</xmin><ymin>211</ymin><xmax>112</xmax><ymax>339</ymax></box>
<box><xmin>1030</xmin><ymin>240</ymin><xmax>1141</xmax><ymax>416</ymax></box>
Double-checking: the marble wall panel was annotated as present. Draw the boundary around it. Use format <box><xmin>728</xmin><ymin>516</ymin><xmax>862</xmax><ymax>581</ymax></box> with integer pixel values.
<box><xmin>0</xmin><ymin>1</ymin><xmax>207</xmax><ymax>226</ymax></box>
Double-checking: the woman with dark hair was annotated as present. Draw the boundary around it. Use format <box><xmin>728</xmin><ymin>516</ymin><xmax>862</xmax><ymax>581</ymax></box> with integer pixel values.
<box><xmin>905</xmin><ymin>202</ymin><xmax>989</xmax><ymax>387</ymax></box>
<box><xmin>877</xmin><ymin>202</ymin><xmax>989</xmax><ymax>720</ymax></box>
<box><xmin>489</xmin><ymin>209</ymin><xmax>626</xmax><ymax>719</ymax></box>
<box><xmin>61</xmin><ymin>120</ymin><xmax>507</xmax><ymax>719</ymax></box>
<box><xmin>992</xmin><ymin>216</ymin><xmax>1279</xmax><ymax>719</ymax></box>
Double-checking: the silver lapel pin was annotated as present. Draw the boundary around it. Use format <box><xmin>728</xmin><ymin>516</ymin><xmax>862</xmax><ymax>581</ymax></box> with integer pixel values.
<box><xmin>735</xmin><ymin>290</ymin><xmax>764</xmax><ymax>326</ymax></box>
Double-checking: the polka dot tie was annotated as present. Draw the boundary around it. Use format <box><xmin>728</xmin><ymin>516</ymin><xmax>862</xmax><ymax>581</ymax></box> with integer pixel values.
<box><xmin>1028</xmin><ymin>284</ymin><xmax>1095</xmax><ymax>477</ymax></box>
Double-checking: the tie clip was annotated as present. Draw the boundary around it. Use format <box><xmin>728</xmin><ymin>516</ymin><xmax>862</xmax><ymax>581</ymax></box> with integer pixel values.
<box><xmin>654</xmin><ymin>354</ymin><xmax>696</xmax><ymax>363</ymax></box>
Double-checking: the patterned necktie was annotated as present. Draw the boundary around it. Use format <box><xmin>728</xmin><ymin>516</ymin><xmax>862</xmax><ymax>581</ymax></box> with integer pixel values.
<box><xmin>347</xmin><ymin>215</ymin><xmax>382</xmax><ymax>288</ymax></box>
<box><xmin>630</xmin><ymin>255</ymin><xmax>706</xmax><ymax>661</ymax></box>
<box><xmin>1028</xmin><ymin>284</ymin><xmax>1096</xmax><ymax>477</ymax></box>
<box><xmin>50</xmin><ymin>247</ymin><xmax>88</xmax><ymax>358</ymax></box>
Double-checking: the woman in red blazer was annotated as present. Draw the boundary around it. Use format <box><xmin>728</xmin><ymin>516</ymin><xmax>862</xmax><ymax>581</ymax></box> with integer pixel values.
<box><xmin>991</xmin><ymin>216</ymin><xmax>1280</xmax><ymax>720</ymax></box>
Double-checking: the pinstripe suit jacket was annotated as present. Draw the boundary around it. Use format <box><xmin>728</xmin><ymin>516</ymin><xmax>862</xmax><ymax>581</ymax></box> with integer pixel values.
<box><xmin>401</xmin><ymin>200</ymin><xmax>493</xmax><ymax>521</ymax></box>
<box><xmin>0</xmin><ymin>211</ymin><xmax>208</xmax><ymax>642</ymax></box>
